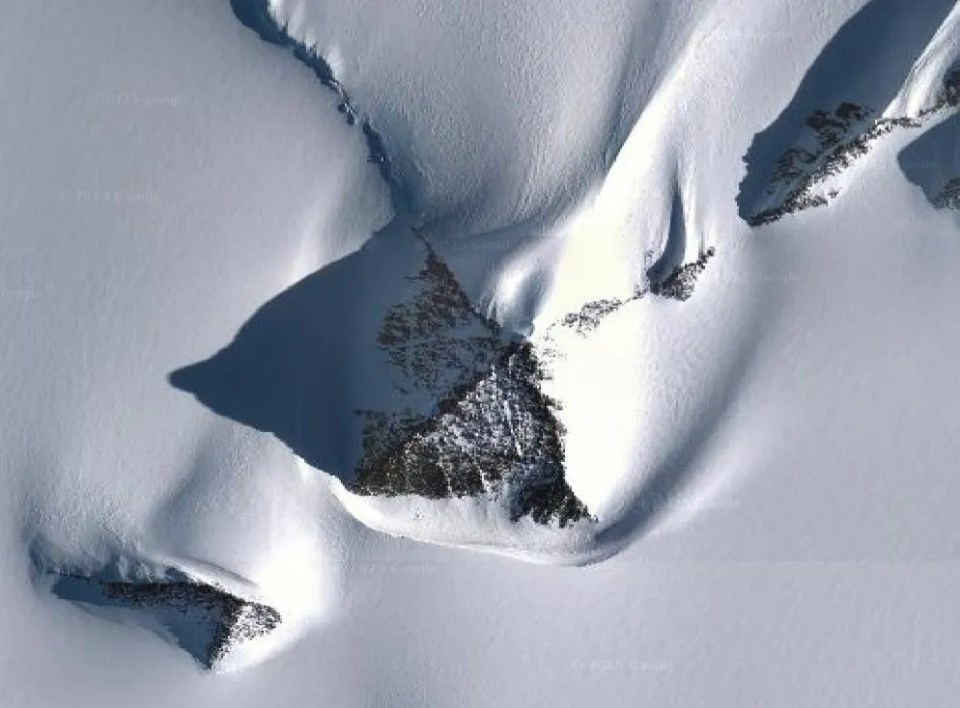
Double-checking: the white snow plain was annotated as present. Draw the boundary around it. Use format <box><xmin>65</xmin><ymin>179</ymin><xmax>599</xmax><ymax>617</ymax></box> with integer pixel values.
<box><xmin>4</xmin><ymin>0</ymin><xmax>960</xmax><ymax>704</ymax></box>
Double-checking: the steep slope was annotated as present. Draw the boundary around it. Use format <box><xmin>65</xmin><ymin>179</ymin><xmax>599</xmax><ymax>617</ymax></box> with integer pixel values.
<box><xmin>354</xmin><ymin>241</ymin><xmax>589</xmax><ymax>527</ymax></box>
<box><xmin>47</xmin><ymin>571</ymin><xmax>281</xmax><ymax>670</ymax></box>
<box><xmin>168</xmin><ymin>0</ymin><xmax>732</xmax><ymax>557</ymax></box>
<box><xmin>739</xmin><ymin>0</ymin><xmax>960</xmax><ymax>224</ymax></box>
<box><xmin>5</xmin><ymin>0</ymin><xmax>960</xmax><ymax>704</ymax></box>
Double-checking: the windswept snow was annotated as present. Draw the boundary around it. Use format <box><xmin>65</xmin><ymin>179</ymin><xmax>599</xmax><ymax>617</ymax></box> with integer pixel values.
<box><xmin>4</xmin><ymin>0</ymin><xmax>960</xmax><ymax>704</ymax></box>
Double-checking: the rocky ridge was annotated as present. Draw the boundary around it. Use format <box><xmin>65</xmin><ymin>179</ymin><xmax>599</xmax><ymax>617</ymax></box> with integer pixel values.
<box><xmin>353</xmin><ymin>237</ymin><xmax>590</xmax><ymax>528</ymax></box>
<box><xmin>749</xmin><ymin>67</ymin><xmax>960</xmax><ymax>226</ymax></box>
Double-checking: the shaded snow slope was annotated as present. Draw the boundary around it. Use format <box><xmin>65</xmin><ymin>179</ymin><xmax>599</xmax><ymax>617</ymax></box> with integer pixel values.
<box><xmin>268</xmin><ymin>0</ymin><xmax>693</xmax><ymax>235</ymax></box>
<box><xmin>738</xmin><ymin>0</ymin><xmax>960</xmax><ymax>224</ymax></box>
<box><xmin>5</xmin><ymin>0</ymin><xmax>960</xmax><ymax>703</ymax></box>
<box><xmin>0</xmin><ymin>0</ymin><xmax>375</xmax><ymax>671</ymax></box>
<box><xmin>51</xmin><ymin>0</ymin><xmax>960</xmax><ymax>562</ymax></box>
<box><xmin>899</xmin><ymin>111</ymin><xmax>960</xmax><ymax>208</ymax></box>
<box><xmin>165</xmin><ymin>0</ymin><xmax>770</xmax><ymax>557</ymax></box>
<box><xmin>169</xmin><ymin>222</ymin><xmax>593</xmax><ymax>551</ymax></box>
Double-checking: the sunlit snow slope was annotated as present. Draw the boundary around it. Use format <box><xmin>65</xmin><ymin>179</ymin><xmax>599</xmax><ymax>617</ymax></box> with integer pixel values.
<box><xmin>4</xmin><ymin>0</ymin><xmax>960</xmax><ymax>704</ymax></box>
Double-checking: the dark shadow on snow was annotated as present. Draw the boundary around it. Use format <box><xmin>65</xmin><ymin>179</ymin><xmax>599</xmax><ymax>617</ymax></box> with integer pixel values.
<box><xmin>898</xmin><ymin>112</ymin><xmax>960</xmax><ymax>208</ymax></box>
<box><xmin>51</xmin><ymin>575</ymin><xmax>216</xmax><ymax>668</ymax></box>
<box><xmin>736</xmin><ymin>0</ymin><xmax>955</xmax><ymax>221</ymax></box>
<box><xmin>177</xmin><ymin>2</ymin><xmax>428</xmax><ymax>485</ymax></box>
<box><xmin>43</xmin><ymin>560</ymin><xmax>280</xmax><ymax>670</ymax></box>
<box><xmin>169</xmin><ymin>222</ymin><xmax>423</xmax><ymax>483</ymax></box>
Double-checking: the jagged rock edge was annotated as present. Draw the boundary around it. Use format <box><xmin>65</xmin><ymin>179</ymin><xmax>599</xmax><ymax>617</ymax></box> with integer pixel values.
<box><xmin>748</xmin><ymin>66</ymin><xmax>960</xmax><ymax>226</ymax></box>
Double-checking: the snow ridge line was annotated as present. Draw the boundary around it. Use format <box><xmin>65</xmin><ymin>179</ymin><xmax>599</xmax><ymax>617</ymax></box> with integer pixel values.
<box><xmin>229</xmin><ymin>0</ymin><xmax>402</xmax><ymax>203</ymax></box>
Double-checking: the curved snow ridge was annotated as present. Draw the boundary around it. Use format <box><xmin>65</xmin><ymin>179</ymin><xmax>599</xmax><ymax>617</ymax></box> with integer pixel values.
<box><xmin>898</xmin><ymin>112</ymin><xmax>960</xmax><ymax>210</ymax></box>
<box><xmin>894</xmin><ymin>6</ymin><xmax>960</xmax><ymax>212</ymax></box>
<box><xmin>525</xmin><ymin>110</ymin><xmax>724</xmax><ymax>370</ymax></box>
<box><xmin>267</xmin><ymin>0</ymin><xmax>699</xmax><ymax>240</ymax></box>
<box><xmin>230</xmin><ymin>0</ymin><xmax>401</xmax><ymax>198</ymax></box>
<box><xmin>350</xmin><ymin>234</ymin><xmax>592</xmax><ymax>529</ymax></box>
<box><xmin>169</xmin><ymin>220</ymin><xmax>597</xmax><ymax>560</ymax></box>
<box><xmin>889</xmin><ymin>2</ymin><xmax>960</xmax><ymax>116</ymax></box>
<box><xmin>332</xmin><ymin>480</ymin><xmax>598</xmax><ymax>565</ymax></box>
<box><xmin>200</xmin><ymin>0</ymin><xmax>736</xmax><ymax>563</ymax></box>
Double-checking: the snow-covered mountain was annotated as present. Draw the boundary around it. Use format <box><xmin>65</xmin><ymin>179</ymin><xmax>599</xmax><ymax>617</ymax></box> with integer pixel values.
<box><xmin>4</xmin><ymin>0</ymin><xmax>960</xmax><ymax>704</ymax></box>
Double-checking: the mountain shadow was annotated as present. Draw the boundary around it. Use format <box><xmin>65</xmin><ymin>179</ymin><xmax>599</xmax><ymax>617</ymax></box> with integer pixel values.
<box><xmin>737</xmin><ymin>0</ymin><xmax>955</xmax><ymax>223</ymax></box>
<box><xmin>898</xmin><ymin>111</ymin><xmax>960</xmax><ymax>209</ymax></box>
<box><xmin>169</xmin><ymin>222</ymin><xmax>589</xmax><ymax>527</ymax></box>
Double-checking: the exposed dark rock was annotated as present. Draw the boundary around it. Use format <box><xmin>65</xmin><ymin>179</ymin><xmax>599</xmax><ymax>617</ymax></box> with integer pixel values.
<box><xmin>354</xmin><ymin>239</ymin><xmax>590</xmax><ymax>528</ymax></box>
<box><xmin>51</xmin><ymin>572</ymin><xmax>280</xmax><ymax>670</ymax></box>
<box><xmin>933</xmin><ymin>176</ymin><xmax>960</xmax><ymax>209</ymax></box>
<box><xmin>559</xmin><ymin>295</ymin><xmax>634</xmax><ymax>335</ymax></box>
<box><xmin>551</xmin><ymin>244</ymin><xmax>718</xmax><ymax>337</ymax></box>
<box><xmin>749</xmin><ymin>101</ymin><xmax>874</xmax><ymax>226</ymax></box>
<box><xmin>921</xmin><ymin>64</ymin><xmax>960</xmax><ymax>115</ymax></box>
<box><xmin>750</xmin><ymin>68</ymin><xmax>960</xmax><ymax>226</ymax></box>
<box><xmin>943</xmin><ymin>66</ymin><xmax>960</xmax><ymax>107</ymax></box>
<box><xmin>650</xmin><ymin>247</ymin><xmax>715</xmax><ymax>301</ymax></box>
<box><xmin>375</xmin><ymin>244</ymin><xmax>502</xmax><ymax>393</ymax></box>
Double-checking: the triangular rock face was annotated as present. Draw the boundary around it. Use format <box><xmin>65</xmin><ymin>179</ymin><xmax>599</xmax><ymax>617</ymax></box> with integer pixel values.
<box><xmin>101</xmin><ymin>581</ymin><xmax>281</xmax><ymax>669</ymax></box>
<box><xmin>51</xmin><ymin>574</ymin><xmax>281</xmax><ymax>670</ymax></box>
<box><xmin>353</xmin><ymin>241</ymin><xmax>590</xmax><ymax>528</ymax></box>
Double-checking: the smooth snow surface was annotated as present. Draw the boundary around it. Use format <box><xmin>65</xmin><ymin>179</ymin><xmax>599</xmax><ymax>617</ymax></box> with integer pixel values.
<box><xmin>4</xmin><ymin>0</ymin><xmax>960</xmax><ymax>704</ymax></box>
